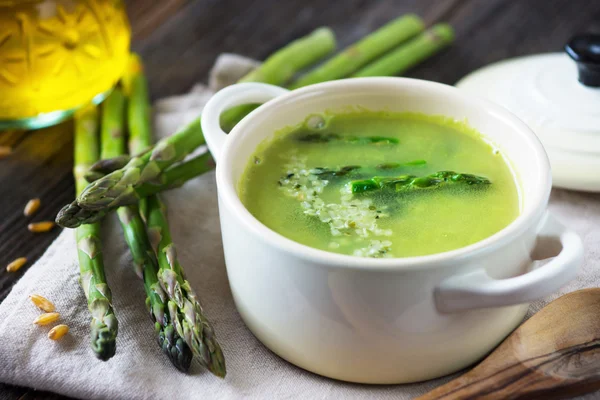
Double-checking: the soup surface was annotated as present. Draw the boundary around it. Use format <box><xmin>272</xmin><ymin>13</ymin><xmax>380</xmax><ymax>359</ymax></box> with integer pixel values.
<box><xmin>239</xmin><ymin>111</ymin><xmax>520</xmax><ymax>258</ymax></box>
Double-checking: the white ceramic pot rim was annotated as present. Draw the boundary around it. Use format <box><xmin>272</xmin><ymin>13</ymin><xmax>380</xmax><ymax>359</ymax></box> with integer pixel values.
<box><xmin>214</xmin><ymin>78</ymin><xmax>552</xmax><ymax>272</ymax></box>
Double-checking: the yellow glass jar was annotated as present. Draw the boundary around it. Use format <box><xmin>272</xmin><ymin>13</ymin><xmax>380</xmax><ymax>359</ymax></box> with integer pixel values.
<box><xmin>0</xmin><ymin>0</ymin><xmax>130</xmax><ymax>129</ymax></box>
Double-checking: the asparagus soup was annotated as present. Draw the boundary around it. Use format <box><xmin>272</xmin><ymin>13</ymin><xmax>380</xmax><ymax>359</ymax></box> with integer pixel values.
<box><xmin>239</xmin><ymin>111</ymin><xmax>520</xmax><ymax>258</ymax></box>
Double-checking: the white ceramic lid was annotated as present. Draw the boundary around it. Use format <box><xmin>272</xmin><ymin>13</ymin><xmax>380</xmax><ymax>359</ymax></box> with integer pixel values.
<box><xmin>456</xmin><ymin>43</ymin><xmax>600</xmax><ymax>192</ymax></box>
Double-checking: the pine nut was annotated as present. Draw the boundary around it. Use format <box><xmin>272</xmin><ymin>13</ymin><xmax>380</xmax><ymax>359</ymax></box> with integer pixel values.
<box><xmin>29</xmin><ymin>294</ymin><xmax>55</xmax><ymax>312</ymax></box>
<box><xmin>24</xmin><ymin>198</ymin><xmax>41</xmax><ymax>217</ymax></box>
<box><xmin>0</xmin><ymin>146</ymin><xmax>11</xmax><ymax>159</ymax></box>
<box><xmin>28</xmin><ymin>221</ymin><xmax>55</xmax><ymax>233</ymax></box>
<box><xmin>48</xmin><ymin>324</ymin><xmax>69</xmax><ymax>340</ymax></box>
<box><xmin>33</xmin><ymin>312</ymin><xmax>60</xmax><ymax>326</ymax></box>
<box><xmin>6</xmin><ymin>257</ymin><xmax>27</xmax><ymax>272</ymax></box>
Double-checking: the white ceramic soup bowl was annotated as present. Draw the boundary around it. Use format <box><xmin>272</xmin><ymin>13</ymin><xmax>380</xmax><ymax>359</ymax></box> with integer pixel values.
<box><xmin>201</xmin><ymin>78</ymin><xmax>583</xmax><ymax>384</ymax></box>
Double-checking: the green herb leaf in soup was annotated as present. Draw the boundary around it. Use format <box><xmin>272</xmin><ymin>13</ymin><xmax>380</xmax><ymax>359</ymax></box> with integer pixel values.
<box><xmin>239</xmin><ymin>111</ymin><xmax>519</xmax><ymax>258</ymax></box>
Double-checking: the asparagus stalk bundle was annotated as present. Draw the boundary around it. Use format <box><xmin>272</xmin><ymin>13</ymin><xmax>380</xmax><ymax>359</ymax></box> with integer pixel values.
<box><xmin>100</xmin><ymin>83</ymin><xmax>194</xmax><ymax>372</ymax></box>
<box><xmin>126</xmin><ymin>54</ymin><xmax>226</xmax><ymax>377</ymax></box>
<box><xmin>73</xmin><ymin>104</ymin><xmax>118</xmax><ymax>361</ymax></box>
<box><xmin>221</xmin><ymin>15</ymin><xmax>427</xmax><ymax>131</ymax></box>
<box><xmin>224</xmin><ymin>18</ymin><xmax>453</xmax><ymax>131</ymax></box>
<box><xmin>350</xmin><ymin>170</ymin><xmax>491</xmax><ymax>193</ymax></box>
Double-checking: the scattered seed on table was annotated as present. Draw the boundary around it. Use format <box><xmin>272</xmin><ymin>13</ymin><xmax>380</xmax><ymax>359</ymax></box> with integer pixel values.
<box><xmin>23</xmin><ymin>198</ymin><xmax>41</xmax><ymax>217</ymax></box>
<box><xmin>33</xmin><ymin>312</ymin><xmax>60</xmax><ymax>326</ymax></box>
<box><xmin>29</xmin><ymin>294</ymin><xmax>55</xmax><ymax>312</ymax></box>
<box><xmin>0</xmin><ymin>146</ymin><xmax>12</xmax><ymax>159</ymax></box>
<box><xmin>6</xmin><ymin>257</ymin><xmax>27</xmax><ymax>272</ymax></box>
<box><xmin>48</xmin><ymin>324</ymin><xmax>69</xmax><ymax>340</ymax></box>
<box><xmin>28</xmin><ymin>221</ymin><xmax>55</xmax><ymax>233</ymax></box>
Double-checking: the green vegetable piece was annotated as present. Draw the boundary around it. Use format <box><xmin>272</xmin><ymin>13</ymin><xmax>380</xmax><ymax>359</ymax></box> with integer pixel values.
<box><xmin>296</xmin><ymin>132</ymin><xmax>398</xmax><ymax>145</ymax></box>
<box><xmin>73</xmin><ymin>103</ymin><xmax>119</xmax><ymax>361</ymax></box>
<box><xmin>365</xmin><ymin>136</ymin><xmax>399</xmax><ymax>144</ymax></box>
<box><xmin>404</xmin><ymin>159</ymin><xmax>427</xmax><ymax>166</ymax></box>
<box><xmin>353</xmin><ymin>24</ymin><xmax>455</xmax><ymax>78</ymax></box>
<box><xmin>351</xmin><ymin>180</ymin><xmax>380</xmax><ymax>193</ymax></box>
<box><xmin>310</xmin><ymin>165</ymin><xmax>362</xmax><ymax>179</ymax></box>
<box><xmin>377</xmin><ymin>160</ymin><xmax>426</xmax><ymax>169</ymax></box>
<box><xmin>238</xmin><ymin>27</ymin><xmax>336</xmax><ymax>85</ymax></box>
<box><xmin>377</xmin><ymin>163</ymin><xmax>400</xmax><ymax>169</ymax></box>
<box><xmin>350</xmin><ymin>170</ymin><xmax>491</xmax><ymax>193</ymax></box>
<box><xmin>411</xmin><ymin>177</ymin><xmax>439</xmax><ymax>188</ymax></box>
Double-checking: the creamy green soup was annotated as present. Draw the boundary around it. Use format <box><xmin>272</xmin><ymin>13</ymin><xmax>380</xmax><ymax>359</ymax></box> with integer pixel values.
<box><xmin>239</xmin><ymin>111</ymin><xmax>520</xmax><ymax>258</ymax></box>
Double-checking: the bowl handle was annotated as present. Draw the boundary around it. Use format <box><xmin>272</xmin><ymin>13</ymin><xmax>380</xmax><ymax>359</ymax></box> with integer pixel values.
<box><xmin>434</xmin><ymin>212</ymin><xmax>583</xmax><ymax>313</ymax></box>
<box><xmin>201</xmin><ymin>82</ymin><xmax>290</xmax><ymax>162</ymax></box>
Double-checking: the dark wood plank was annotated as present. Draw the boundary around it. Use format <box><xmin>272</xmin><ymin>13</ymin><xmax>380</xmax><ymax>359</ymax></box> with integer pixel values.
<box><xmin>0</xmin><ymin>384</ymin><xmax>65</xmax><ymax>400</ymax></box>
<box><xmin>125</xmin><ymin>0</ymin><xmax>190</xmax><ymax>40</ymax></box>
<box><xmin>1</xmin><ymin>0</ymin><xmax>600</xmax><ymax>398</ymax></box>
<box><xmin>0</xmin><ymin>121</ymin><xmax>74</xmax><ymax>301</ymax></box>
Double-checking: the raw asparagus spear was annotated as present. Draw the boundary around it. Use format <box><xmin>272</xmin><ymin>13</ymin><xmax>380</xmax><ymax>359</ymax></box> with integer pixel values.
<box><xmin>308</xmin><ymin>165</ymin><xmax>361</xmax><ymax>178</ymax></box>
<box><xmin>350</xmin><ymin>170</ymin><xmax>491</xmax><ymax>193</ymax></box>
<box><xmin>353</xmin><ymin>24</ymin><xmax>455</xmax><ymax>77</ymax></box>
<box><xmin>117</xmin><ymin>205</ymin><xmax>192</xmax><ymax>371</ymax></box>
<box><xmin>122</xmin><ymin>54</ymin><xmax>152</xmax><ymax>156</ymax></box>
<box><xmin>61</xmin><ymin>28</ymin><xmax>336</xmax><ymax>217</ymax></box>
<box><xmin>377</xmin><ymin>160</ymin><xmax>426</xmax><ymax>169</ymax></box>
<box><xmin>287</xmin><ymin>160</ymin><xmax>426</xmax><ymax>182</ymax></box>
<box><xmin>57</xmin><ymin>206</ymin><xmax>108</xmax><ymax>229</ymax></box>
<box><xmin>85</xmin><ymin>155</ymin><xmax>131</xmax><ymax>182</ymax></box>
<box><xmin>73</xmin><ymin>104</ymin><xmax>118</xmax><ymax>361</ymax></box>
<box><xmin>296</xmin><ymin>132</ymin><xmax>398</xmax><ymax>144</ymax></box>
<box><xmin>99</xmin><ymin>88</ymin><xmax>126</xmax><ymax>160</ymax></box>
<box><xmin>141</xmin><ymin>196</ymin><xmax>226</xmax><ymax>377</ymax></box>
<box><xmin>127</xmin><ymin>53</ymin><xmax>226</xmax><ymax>377</ymax></box>
<box><xmin>289</xmin><ymin>15</ymin><xmax>424</xmax><ymax>89</ymax></box>
<box><xmin>56</xmin><ymin>152</ymin><xmax>215</xmax><ymax>228</ymax></box>
<box><xmin>102</xmin><ymin>82</ymin><xmax>193</xmax><ymax>371</ymax></box>
<box><xmin>238</xmin><ymin>27</ymin><xmax>335</xmax><ymax>84</ymax></box>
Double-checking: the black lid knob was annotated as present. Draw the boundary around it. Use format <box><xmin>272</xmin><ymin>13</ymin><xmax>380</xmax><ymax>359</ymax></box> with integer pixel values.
<box><xmin>565</xmin><ymin>34</ymin><xmax>600</xmax><ymax>87</ymax></box>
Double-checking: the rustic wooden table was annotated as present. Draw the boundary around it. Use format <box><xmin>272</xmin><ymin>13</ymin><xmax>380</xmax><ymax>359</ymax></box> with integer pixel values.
<box><xmin>1</xmin><ymin>0</ymin><xmax>599</xmax><ymax>398</ymax></box>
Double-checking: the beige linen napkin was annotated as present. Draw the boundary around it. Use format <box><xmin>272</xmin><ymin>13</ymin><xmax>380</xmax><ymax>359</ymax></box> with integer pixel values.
<box><xmin>1</xmin><ymin>54</ymin><xmax>600</xmax><ymax>400</ymax></box>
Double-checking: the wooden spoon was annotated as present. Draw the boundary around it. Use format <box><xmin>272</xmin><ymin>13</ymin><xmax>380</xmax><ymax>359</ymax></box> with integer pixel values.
<box><xmin>417</xmin><ymin>288</ymin><xmax>600</xmax><ymax>400</ymax></box>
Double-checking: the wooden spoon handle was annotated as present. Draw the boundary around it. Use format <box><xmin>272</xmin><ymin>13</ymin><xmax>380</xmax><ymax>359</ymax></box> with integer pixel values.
<box><xmin>416</xmin><ymin>339</ymin><xmax>600</xmax><ymax>400</ymax></box>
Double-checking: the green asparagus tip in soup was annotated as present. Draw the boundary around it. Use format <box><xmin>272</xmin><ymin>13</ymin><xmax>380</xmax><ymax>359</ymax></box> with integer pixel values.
<box><xmin>296</xmin><ymin>132</ymin><xmax>399</xmax><ymax>145</ymax></box>
<box><xmin>377</xmin><ymin>159</ymin><xmax>426</xmax><ymax>169</ymax></box>
<box><xmin>240</xmin><ymin>110</ymin><xmax>519</xmax><ymax>259</ymax></box>
<box><xmin>350</xmin><ymin>170</ymin><xmax>491</xmax><ymax>193</ymax></box>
